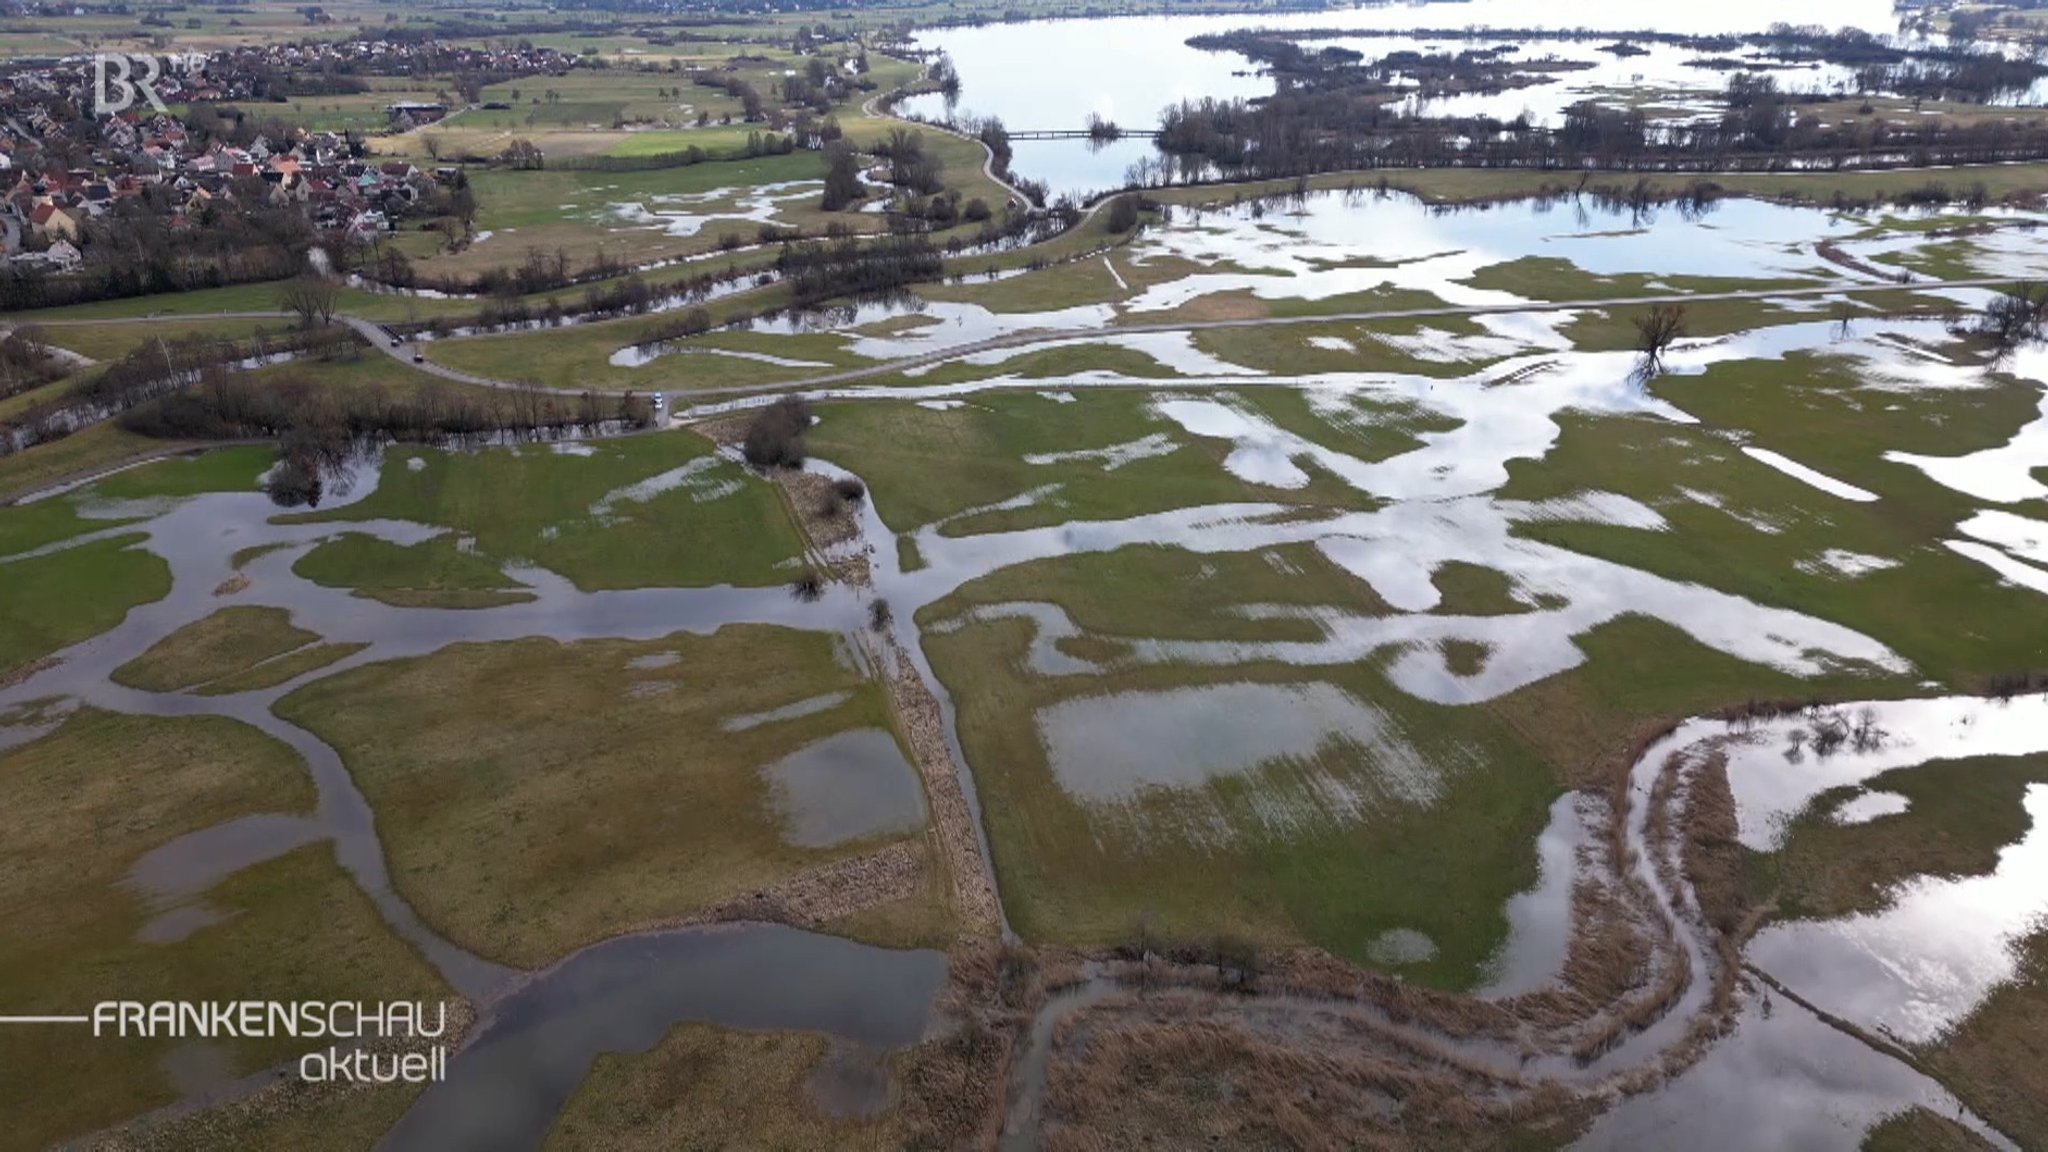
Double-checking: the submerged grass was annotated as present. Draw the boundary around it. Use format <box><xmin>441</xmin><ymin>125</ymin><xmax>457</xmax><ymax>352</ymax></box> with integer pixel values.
<box><xmin>1499</xmin><ymin>397</ymin><xmax>2047</xmax><ymax>683</ymax></box>
<box><xmin>1919</xmin><ymin>928</ymin><xmax>2048</xmax><ymax>1150</ymax></box>
<box><xmin>806</xmin><ymin>390</ymin><xmax>1377</xmax><ymax>537</ymax></box>
<box><xmin>919</xmin><ymin>577</ymin><xmax>1555</xmax><ymax>989</ymax></box>
<box><xmin>291</xmin><ymin>435</ymin><xmax>800</xmax><ymax>592</ymax></box>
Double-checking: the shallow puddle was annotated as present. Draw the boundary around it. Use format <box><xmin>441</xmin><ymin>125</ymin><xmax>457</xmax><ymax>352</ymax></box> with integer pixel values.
<box><xmin>1481</xmin><ymin>792</ymin><xmax>1596</xmax><ymax>998</ymax></box>
<box><xmin>1034</xmin><ymin>681</ymin><xmax>1435</xmax><ymax>811</ymax></box>
<box><xmin>1829</xmin><ymin>790</ymin><xmax>1911</xmax><ymax>825</ymax></box>
<box><xmin>762</xmin><ymin>729</ymin><xmax>926</xmax><ymax>849</ymax></box>
<box><xmin>721</xmin><ymin>690</ymin><xmax>852</xmax><ymax>732</ymax></box>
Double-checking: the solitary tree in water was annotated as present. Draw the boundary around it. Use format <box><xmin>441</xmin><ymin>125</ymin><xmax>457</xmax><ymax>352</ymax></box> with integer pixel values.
<box><xmin>1978</xmin><ymin>282</ymin><xmax>2048</xmax><ymax>353</ymax></box>
<box><xmin>1634</xmin><ymin>303</ymin><xmax>1687</xmax><ymax>372</ymax></box>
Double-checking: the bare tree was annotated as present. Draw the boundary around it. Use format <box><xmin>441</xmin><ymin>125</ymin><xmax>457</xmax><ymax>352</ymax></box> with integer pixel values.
<box><xmin>279</xmin><ymin>276</ymin><xmax>338</xmax><ymax>329</ymax></box>
<box><xmin>1978</xmin><ymin>282</ymin><xmax>2048</xmax><ymax>353</ymax></box>
<box><xmin>1633</xmin><ymin>303</ymin><xmax>1687</xmax><ymax>371</ymax></box>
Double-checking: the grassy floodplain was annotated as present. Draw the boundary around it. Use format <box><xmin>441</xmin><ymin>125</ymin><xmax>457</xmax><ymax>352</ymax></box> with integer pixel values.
<box><xmin>289</xmin><ymin>434</ymin><xmax>802</xmax><ymax>592</ymax></box>
<box><xmin>0</xmin><ymin>446</ymin><xmax>279</xmax><ymax>678</ymax></box>
<box><xmin>275</xmin><ymin>626</ymin><xmax>920</xmax><ymax>968</ymax></box>
<box><xmin>804</xmin><ymin>390</ymin><xmax>1387</xmax><ymax>538</ymax></box>
<box><xmin>111</xmin><ymin>606</ymin><xmax>320</xmax><ymax>692</ymax></box>
<box><xmin>0</xmin><ymin>708</ymin><xmax>448</xmax><ymax>1151</ymax></box>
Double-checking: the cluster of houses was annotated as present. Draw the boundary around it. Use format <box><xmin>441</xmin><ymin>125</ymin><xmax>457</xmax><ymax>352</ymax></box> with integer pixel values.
<box><xmin>2</xmin><ymin>111</ymin><xmax>455</xmax><ymax>273</ymax></box>
<box><xmin>4</xmin><ymin>125</ymin><xmax>465</xmax><ymax>272</ymax></box>
<box><xmin>0</xmin><ymin>40</ymin><xmax>495</xmax><ymax>276</ymax></box>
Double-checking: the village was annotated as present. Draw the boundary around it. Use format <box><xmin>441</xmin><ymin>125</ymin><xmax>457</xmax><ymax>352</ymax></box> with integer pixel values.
<box><xmin>0</xmin><ymin>35</ymin><xmax>574</xmax><ymax>282</ymax></box>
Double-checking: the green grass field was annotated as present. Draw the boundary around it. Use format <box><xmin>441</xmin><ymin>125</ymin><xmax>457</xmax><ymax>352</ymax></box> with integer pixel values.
<box><xmin>0</xmin><ymin>535</ymin><xmax>168</xmax><ymax>681</ymax></box>
<box><xmin>289</xmin><ymin>433</ymin><xmax>801</xmax><ymax>591</ymax></box>
<box><xmin>293</xmin><ymin>534</ymin><xmax>533</xmax><ymax>609</ymax></box>
<box><xmin>109</xmin><ymin>606</ymin><xmax>321</xmax><ymax>694</ymax></box>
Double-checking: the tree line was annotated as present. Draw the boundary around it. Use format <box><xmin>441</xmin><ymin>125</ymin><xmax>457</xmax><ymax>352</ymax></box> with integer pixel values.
<box><xmin>775</xmin><ymin>234</ymin><xmax>944</xmax><ymax>307</ymax></box>
<box><xmin>1148</xmin><ymin>90</ymin><xmax>2048</xmax><ymax>183</ymax></box>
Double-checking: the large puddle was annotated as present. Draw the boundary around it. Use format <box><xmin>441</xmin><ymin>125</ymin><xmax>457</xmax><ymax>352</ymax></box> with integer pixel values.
<box><xmin>762</xmin><ymin>728</ymin><xmax>927</xmax><ymax>848</ymax></box>
<box><xmin>1576</xmin><ymin>997</ymin><xmax>2013</xmax><ymax>1151</ymax></box>
<box><xmin>1035</xmin><ymin>681</ymin><xmax>1436</xmax><ymax>811</ymax></box>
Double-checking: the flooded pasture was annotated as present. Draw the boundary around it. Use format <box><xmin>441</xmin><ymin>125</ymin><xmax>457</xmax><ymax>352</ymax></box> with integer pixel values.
<box><xmin>1034</xmin><ymin>680</ymin><xmax>1434</xmax><ymax>808</ymax></box>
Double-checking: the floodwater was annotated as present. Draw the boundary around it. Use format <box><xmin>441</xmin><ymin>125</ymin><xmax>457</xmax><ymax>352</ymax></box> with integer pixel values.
<box><xmin>1481</xmin><ymin>791</ymin><xmax>1597</xmax><ymax>998</ymax></box>
<box><xmin>1576</xmin><ymin>997</ymin><xmax>2014</xmax><ymax>1151</ymax></box>
<box><xmin>8</xmin><ymin>172</ymin><xmax>2048</xmax><ymax>1149</ymax></box>
<box><xmin>676</xmin><ymin>190</ymin><xmax>2048</xmax><ymax>388</ymax></box>
<box><xmin>901</xmin><ymin>0</ymin><xmax>1902</xmax><ymax>196</ymax></box>
<box><xmin>1034</xmin><ymin>681</ymin><xmax>1435</xmax><ymax>810</ymax></box>
<box><xmin>381</xmin><ymin>923</ymin><xmax>946</xmax><ymax>1151</ymax></box>
<box><xmin>762</xmin><ymin>728</ymin><xmax>927</xmax><ymax>848</ymax></box>
<box><xmin>1750</xmin><ymin>783</ymin><xmax>2048</xmax><ymax>1044</ymax></box>
<box><xmin>607</xmin><ymin>180</ymin><xmax>823</xmax><ymax>238</ymax></box>
<box><xmin>0</xmin><ymin>447</ymin><xmax>867</xmax><ymax>1005</ymax></box>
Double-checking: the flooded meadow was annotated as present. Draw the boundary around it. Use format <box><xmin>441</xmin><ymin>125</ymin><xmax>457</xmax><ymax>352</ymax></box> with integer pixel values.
<box><xmin>3</xmin><ymin>181</ymin><xmax>2047</xmax><ymax>1147</ymax></box>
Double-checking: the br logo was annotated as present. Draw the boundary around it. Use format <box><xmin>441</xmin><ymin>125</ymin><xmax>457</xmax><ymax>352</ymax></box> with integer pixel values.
<box><xmin>93</xmin><ymin>53</ymin><xmax>205</xmax><ymax>115</ymax></box>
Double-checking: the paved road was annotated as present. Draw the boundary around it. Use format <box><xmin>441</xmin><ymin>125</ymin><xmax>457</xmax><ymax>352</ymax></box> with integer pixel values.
<box><xmin>737</xmin><ymin>277</ymin><xmax>1984</xmax><ymax>395</ymax></box>
<box><xmin>860</xmin><ymin>93</ymin><xmax>1036</xmax><ymax>212</ymax></box>
<box><xmin>28</xmin><ymin>276</ymin><xmax>2009</xmax><ymax>402</ymax></box>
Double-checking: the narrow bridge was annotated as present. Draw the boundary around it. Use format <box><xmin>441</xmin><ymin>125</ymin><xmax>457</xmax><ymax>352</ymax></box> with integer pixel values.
<box><xmin>1007</xmin><ymin>128</ymin><xmax>1158</xmax><ymax>141</ymax></box>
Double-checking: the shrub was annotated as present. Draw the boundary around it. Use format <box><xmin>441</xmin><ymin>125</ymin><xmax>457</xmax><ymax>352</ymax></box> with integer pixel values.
<box><xmin>264</xmin><ymin>456</ymin><xmax>323</xmax><ymax>508</ymax></box>
<box><xmin>741</xmin><ymin>395</ymin><xmax>813</xmax><ymax>469</ymax></box>
<box><xmin>1105</xmin><ymin>194</ymin><xmax>1141</xmax><ymax>233</ymax></box>
<box><xmin>788</xmin><ymin>568</ymin><xmax>823</xmax><ymax>601</ymax></box>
